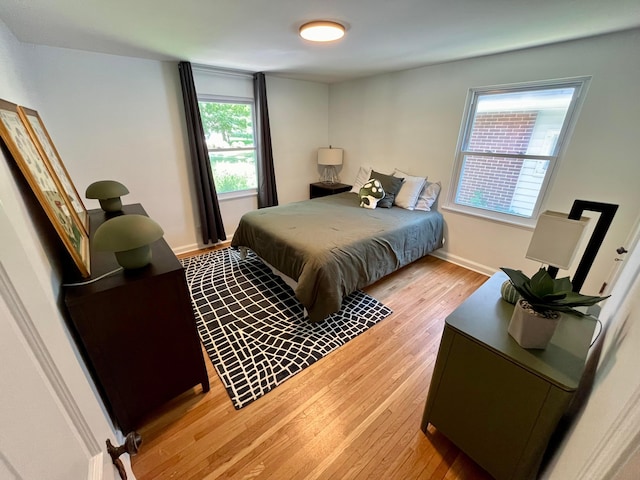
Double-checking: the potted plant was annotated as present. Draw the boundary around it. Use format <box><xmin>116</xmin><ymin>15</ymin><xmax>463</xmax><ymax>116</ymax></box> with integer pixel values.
<box><xmin>500</xmin><ymin>267</ymin><xmax>609</xmax><ymax>349</ymax></box>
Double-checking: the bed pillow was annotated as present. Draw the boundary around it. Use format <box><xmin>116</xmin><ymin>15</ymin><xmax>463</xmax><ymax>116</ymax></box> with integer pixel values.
<box><xmin>414</xmin><ymin>181</ymin><xmax>441</xmax><ymax>211</ymax></box>
<box><xmin>370</xmin><ymin>170</ymin><xmax>404</xmax><ymax>208</ymax></box>
<box><xmin>358</xmin><ymin>179</ymin><xmax>385</xmax><ymax>209</ymax></box>
<box><xmin>393</xmin><ymin>169</ymin><xmax>427</xmax><ymax>210</ymax></box>
<box><xmin>350</xmin><ymin>166</ymin><xmax>372</xmax><ymax>193</ymax></box>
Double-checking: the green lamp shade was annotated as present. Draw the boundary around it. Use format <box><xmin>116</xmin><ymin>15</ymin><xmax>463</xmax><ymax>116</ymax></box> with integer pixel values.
<box><xmin>85</xmin><ymin>180</ymin><xmax>130</xmax><ymax>212</ymax></box>
<box><xmin>93</xmin><ymin>214</ymin><xmax>164</xmax><ymax>269</ymax></box>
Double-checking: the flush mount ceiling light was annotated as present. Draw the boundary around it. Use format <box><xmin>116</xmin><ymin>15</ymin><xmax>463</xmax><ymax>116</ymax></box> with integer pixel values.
<box><xmin>299</xmin><ymin>21</ymin><xmax>345</xmax><ymax>42</ymax></box>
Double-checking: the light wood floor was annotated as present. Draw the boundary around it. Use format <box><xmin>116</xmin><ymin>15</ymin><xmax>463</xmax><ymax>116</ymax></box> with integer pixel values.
<box><xmin>132</xmin><ymin>252</ymin><xmax>492</xmax><ymax>480</ymax></box>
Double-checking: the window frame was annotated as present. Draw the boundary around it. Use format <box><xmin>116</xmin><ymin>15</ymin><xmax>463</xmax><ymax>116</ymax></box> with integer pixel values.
<box><xmin>444</xmin><ymin>77</ymin><xmax>590</xmax><ymax>227</ymax></box>
<box><xmin>197</xmin><ymin>94</ymin><xmax>258</xmax><ymax>199</ymax></box>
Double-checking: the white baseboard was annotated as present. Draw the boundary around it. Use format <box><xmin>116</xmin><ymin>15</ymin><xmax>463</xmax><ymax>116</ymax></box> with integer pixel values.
<box><xmin>88</xmin><ymin>452</ymin><xmax>113</xmax><ymax>480</ymax></box>
<box><xmin>88</xmin><ymin>449</ymin><xmax>137</xmax><ymax>480</ymax></box>
<box><xmin>172</xmin><ymin>242</ymin><xmax>201</xmax><ymax>255</ymax></box>
<box><xmin>430</xmin><ymin>250</ymin><xmax>494</xmax><ymax>277</ymax></box>
<box><xmin>172</xmin><ymin>237</ymin><xmax>233</xmax><ymax>256</ymax></box>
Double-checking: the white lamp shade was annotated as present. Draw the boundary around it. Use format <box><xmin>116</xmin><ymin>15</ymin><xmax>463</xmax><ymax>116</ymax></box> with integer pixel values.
<box><xmin>317</xmin><ymin>147</ymin><xmax>343</xmax><ymax>166</ymax></box>
<box><xmin>526</xmin><ymin>210</ymin><xmax>590</xmax><ymax>269</ymax></box>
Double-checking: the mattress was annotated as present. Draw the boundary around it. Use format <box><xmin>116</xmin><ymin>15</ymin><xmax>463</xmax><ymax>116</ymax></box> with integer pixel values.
<box><xmin>230</xmin><ymin>192</ymin><xmax>444</xmax><ymax>322</ymax></box>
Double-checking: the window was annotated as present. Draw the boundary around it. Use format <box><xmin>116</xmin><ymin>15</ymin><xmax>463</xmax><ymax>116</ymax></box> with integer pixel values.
<box><xmin>447</xmin><ymin>78</ymin><xmax>589</xmax><ymax>224</ymax></box>
<box><xmin>198</xmin><ymin>97</ymin><xmax>257</xmax><ymax>195</ymax></box>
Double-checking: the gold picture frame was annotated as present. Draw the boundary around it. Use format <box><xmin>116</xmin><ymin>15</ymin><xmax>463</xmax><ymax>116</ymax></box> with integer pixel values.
<box><xmin>17</xmin><ymin>106</ymin><xmax>89</xmax><ymax>234</ymax></box>
<box><xmin>0</xmin><ymin>99</ymin><xmax>90</xmax><ymax>277</ymax></box>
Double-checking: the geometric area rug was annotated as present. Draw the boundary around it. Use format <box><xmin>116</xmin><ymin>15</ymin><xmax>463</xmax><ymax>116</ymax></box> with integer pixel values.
<box><xmin>180</xmin><ymin>247</ymin><xmax>393</xmax><ymax>409</ymax></box>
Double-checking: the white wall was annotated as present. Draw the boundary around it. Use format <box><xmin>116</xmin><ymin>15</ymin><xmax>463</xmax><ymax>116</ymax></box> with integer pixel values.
<box><xmin>329</xmin><ymin>29</ymin><xmax>640</xmax><ymax>295</ymax></box>
<box><xmin>27</xmin><ymin>46</ymin><xmax>201</xmax><ymax>250</ymax></box>
<box><xmin>0</xmin><ymin>18</ymin><xmax>120</xmax><ymax>480</ymax></box>
<box><xmin>266</xmin><ymin>76</ymin><xmax>329</xmax><ymax>205</ymax></box>
<box><xmin>27</xmin><ymin>48</ymin><xmax>329</xmax><ymax>252</ymax></box>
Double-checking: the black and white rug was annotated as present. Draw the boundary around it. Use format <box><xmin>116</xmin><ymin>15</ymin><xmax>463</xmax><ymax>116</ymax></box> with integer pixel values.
<box><xmin>181</xmin><ymin>248</ymin><xmax>392</xmax><ymax>409</ymax></box>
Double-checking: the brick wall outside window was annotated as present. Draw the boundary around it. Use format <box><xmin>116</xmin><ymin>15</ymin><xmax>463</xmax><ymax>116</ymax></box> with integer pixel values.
<box><xmin>457</xmin><ymin>111</ymin><xmax>538</xmax><ymax>213</ymax></box>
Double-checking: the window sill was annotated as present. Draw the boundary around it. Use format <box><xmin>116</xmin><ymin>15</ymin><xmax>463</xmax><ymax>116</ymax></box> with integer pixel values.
<box><xmin>442</xmin><ymin>203</ymin><xmax>536</xmax><ymax>230</ymax></box>
<box><xmin>217</xmin><ymin>189</ymin><xmax>258</xmax><ymax>202</ymax></box>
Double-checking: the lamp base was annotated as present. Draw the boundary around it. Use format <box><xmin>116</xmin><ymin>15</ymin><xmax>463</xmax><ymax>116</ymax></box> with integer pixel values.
<box><xmin>99</xmin><ymin>197</ymin><xmax>123</xmax><ymax>212</ymax></box>
<box><xmin>115</xmin><ymin>245</ymin><xmax>153</xmax><ymax>269</ymax></box>
<box><xmin>320</xmin><ymin>165</ymin><xmax>339</xmax><ymax>184</ymax></box>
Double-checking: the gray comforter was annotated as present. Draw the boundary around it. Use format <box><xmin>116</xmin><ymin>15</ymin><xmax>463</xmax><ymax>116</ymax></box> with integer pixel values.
<box><xmin>230</xmin><ymin>192</ymin><xmax>444</xmax><ymax>322</ymax></box>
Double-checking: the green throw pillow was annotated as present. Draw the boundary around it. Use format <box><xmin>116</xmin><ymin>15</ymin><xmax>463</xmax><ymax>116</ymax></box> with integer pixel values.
<box><xmin>370</xmin><ymin>170</ymin><xmax>404</xmax><ymax>208</ymax></box>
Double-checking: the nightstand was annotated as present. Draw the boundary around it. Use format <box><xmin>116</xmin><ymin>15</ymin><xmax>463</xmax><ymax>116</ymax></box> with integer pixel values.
<box><xmin>309</xmin><ymin>182</ymin><xmax>352</xmax><ymax>199</ymax></box>
<box><xmin>421</xmin><ymin>272</ymin><xmax>596</xmax><ymax>480</ymax></box>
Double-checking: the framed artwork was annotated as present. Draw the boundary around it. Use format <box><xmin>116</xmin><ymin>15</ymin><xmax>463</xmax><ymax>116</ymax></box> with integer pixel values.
<box><xmin>17</xmin><ymin>106</ymin><xmax>89</xmax><ymax>234</ymax></box>
<box><xmin>0</xmin><ymin>99</ymin><xmax>90</xmax><ymax>277</ymax></box>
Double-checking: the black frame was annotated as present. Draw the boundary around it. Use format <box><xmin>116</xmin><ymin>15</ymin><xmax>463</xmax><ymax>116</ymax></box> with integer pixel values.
<box><xmin>547</xmin><ymin>200</ymin><xmax>618</xmax><ymax>292</ymax></box>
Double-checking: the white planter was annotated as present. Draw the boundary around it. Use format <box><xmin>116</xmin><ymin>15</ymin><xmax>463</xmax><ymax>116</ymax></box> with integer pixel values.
<box><xmin>508</xmin><ymin>299</ymin><xmax>560</xmax><ymax>349</ymax></box>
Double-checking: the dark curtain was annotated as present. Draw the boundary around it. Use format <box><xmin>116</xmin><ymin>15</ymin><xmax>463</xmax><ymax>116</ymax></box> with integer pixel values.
<box><xmin>178</xmin><ymin>61</ymin><xmax>226</xmax><ymax>244</ymax></box>
<box><xmin>253</xmin><ymin>72</ymin><xmax>278</xmax><ymax>208</ymax></box>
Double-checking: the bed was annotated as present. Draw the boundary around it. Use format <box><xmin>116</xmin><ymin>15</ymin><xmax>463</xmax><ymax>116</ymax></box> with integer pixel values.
<box><xmin>230</xmin><ymin>192</ymin><xmax>444</xmax><ymax>322</ymax></box>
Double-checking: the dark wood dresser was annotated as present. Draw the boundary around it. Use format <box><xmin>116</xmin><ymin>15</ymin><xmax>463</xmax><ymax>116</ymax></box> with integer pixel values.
<box><xmin>64</xmin><ymin>204</ymin><xmax>209</xmax><ymax>433</ymax></box>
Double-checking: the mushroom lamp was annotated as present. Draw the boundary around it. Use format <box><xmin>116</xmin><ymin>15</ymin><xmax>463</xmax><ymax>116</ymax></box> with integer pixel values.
<box><xmin>86</xmin><ymin>180</ymin><xmax>130</xmax><ymax>212</ymax></box>
<box><xmin>93</xmin><ymin>215</ymin><xmax>164</xmax><ymax>269</ymax></box>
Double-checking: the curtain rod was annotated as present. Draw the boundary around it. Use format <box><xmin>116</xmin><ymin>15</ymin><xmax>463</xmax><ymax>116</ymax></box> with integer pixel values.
<box><xmin>191</xmin><ymin>64</ymin><xmax>255</xmax><ymax>79</ymax></box>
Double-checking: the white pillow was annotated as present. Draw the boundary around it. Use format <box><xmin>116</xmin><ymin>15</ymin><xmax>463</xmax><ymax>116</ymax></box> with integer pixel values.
<box><xmin>392</xmin><ymin>169</ymin><xmax>427</xmax><ymax>210</ymax></box>
<box><xmin>350</xmin><ymin>166</ymin><xmax>372</xmax><ymax>193</ymax></box>
<box><xmin>414</xmin><ymin>181</ymin><xmax>441</xmax><ymax>212</ymax></box>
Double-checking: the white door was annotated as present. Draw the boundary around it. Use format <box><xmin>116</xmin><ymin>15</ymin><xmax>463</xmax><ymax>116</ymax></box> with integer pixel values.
<box><xmin>602</xmin><ymin>213</ymin><xmax>640</xmax><ymax>295</ymax></box>
<box><xmin>0</xmin><ymin>286</ymin><xmax>90</xmax><ymax>480</ymax></box>
<box><xmin>0</xmin><ymin>202</ymin><xmax>119</xmax><ymax>480</ymax></box>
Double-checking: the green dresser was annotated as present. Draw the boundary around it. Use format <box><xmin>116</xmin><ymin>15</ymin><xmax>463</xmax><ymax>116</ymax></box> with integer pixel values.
<box><xmin>421</xmin><ymin>272</ymin><xmax>596</xmax><ymax>480</ymax></box>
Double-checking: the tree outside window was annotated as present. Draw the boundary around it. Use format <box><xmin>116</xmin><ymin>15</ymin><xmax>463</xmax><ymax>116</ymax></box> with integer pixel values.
<box><xmin>198</xmin><ymin>99</ymin><xmax>257</xmax><ymax>194</ymax></box>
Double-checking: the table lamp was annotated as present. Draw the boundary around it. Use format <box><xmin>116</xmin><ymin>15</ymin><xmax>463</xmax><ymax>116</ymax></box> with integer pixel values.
<box><xmin>317</xmin><ymin>146</ymin><xmax>343</xmax><ymax>184</ymax></box>
<box><xmin>526</xmin><ymin>210</ymin><xmax>590</xmax><ymax>272</ymax></box>
<box><xmin>85</xmin><ymin>180</ymin><xmax>130</xmax><ymax>212</ymax></box>
<box><xmin>526</xmin><ymin>200</ymin><xmax>618</xmax><ymax>292</ymax></box>
<box><xmin>93</xmin><ymin>214</ymin><xmax>164</xmax><ymax>269</ymax></box>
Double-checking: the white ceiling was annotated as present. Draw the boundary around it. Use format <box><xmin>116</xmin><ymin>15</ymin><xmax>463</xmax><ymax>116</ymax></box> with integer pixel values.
<box><xmin>1</xmin><ymin>0</ymin><xmax>639</xmax><ymax>83</ymax></box>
